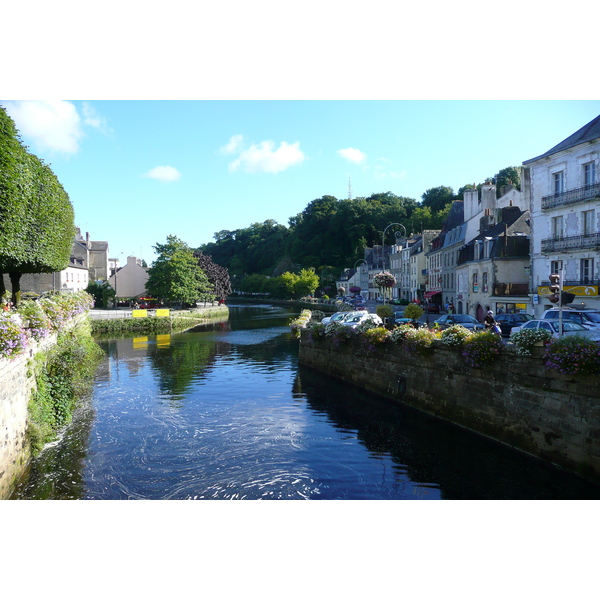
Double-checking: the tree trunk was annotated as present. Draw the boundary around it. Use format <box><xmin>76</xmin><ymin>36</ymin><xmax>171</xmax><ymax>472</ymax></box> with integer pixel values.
<box><xmin>0</xmin><ymin>272</ymin><xmax>5</xmax><ymax>299</ymax></box>
<box><xmin>8</xmin><ymin>271</ymin><xmax>22</xmax><ymax>307</ymax></box>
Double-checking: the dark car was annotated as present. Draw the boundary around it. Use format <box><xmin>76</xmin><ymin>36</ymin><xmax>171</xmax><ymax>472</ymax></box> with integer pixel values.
<box><xmin>433</xmin><ymin>314</ymin><xmax>484</xmax><ymax>331</ymax></box>
<box><xmin>495</xmin><ymin>313</ymin><xmax>534</xmax><ymax>336</ymax></box>
<box><xmin>425</xmin><ymin>303</ymin><xmax>440</xmax><ymax>314</ymax></box>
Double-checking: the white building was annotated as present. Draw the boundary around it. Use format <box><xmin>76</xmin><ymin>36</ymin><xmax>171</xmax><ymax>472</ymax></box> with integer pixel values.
<box><xmin>108</xmin><ymin>256</ymin><xmax>149</xmax><ymax>300</ymax></box>
<box><xmin>523</xmin><ymin>114</ymin><xmax>600</xmax><ymax>316</ymax></box>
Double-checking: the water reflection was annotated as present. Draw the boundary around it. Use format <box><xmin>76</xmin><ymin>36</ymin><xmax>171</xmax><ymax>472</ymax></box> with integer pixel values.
<box><xmin>11</xmin><ymin>304</ymin><xmax>600</xmax><ymax>500</ymax></box>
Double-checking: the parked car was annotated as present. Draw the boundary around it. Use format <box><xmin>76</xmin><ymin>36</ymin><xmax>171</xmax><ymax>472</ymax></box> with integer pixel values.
<box><xmin>495</xmin><ymin>313</ymin><xmax>535</xmax><ymax>337</ymax></box>
<box><xmin>340</xmin><ymin>311</ymin><xmax>383</xmax><ymax>330</ymax></box>
<box><xmin>321</xmin><ymin>311</ymin><xmax>356</xmax><ymax>325</ymax></box>
<box><xmin>540</xmin><ymin>308</ymin><xmax>600</xmax><ymax>332</ymax></box>
<box><xmin>424</xmin><ymin>303</ymin><xmax>440</xmax><ymax>314</ymax></box>
<box><xmin>510</xmin><ymin>319</ymin><xmax>600</xmax><ymax>341</ymax></box>
<box><xmin>392</xmin><ymin>312</ymin><xmax>413</xmax><ymax>326</ymax></box>
<box><xmin>433</xmin><ymin>314</ymin><xmax>485</xmax><ymax>331</ymax></box>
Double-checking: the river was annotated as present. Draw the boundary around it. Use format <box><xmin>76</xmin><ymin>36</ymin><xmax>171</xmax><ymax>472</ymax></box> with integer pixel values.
<box><xmin>11</xmin><ymin>304</ymin><xmax>600</xmax><ymax>499</ymax></box>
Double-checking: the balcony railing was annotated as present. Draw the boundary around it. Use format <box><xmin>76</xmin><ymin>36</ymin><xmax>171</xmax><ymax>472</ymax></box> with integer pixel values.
<box><xmin>541</xmin><ymin>182</ymin><xmax>600</xmax><ymax>209</ymax></box>
<box><xmin>541</xmin><ymin>232</ymin><xmax>600</xmax><ymax>253</ymax></box>
<box><xmin>492</xmin><ymin>282</ymin><xmax>530</xmax><ymax>296</ymax></box>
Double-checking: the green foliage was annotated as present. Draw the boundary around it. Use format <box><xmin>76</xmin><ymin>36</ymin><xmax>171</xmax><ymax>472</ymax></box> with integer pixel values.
<box><xmin>389</xmin><ymin>324</ymin><xmax>438</xmax><ymax>353</ymax></box>
<box><xmin>362</xmin><ymin>326</ymin><xmax>390</xmax><ymax>350</ymax></box>
<box><xmin>544</xmin><ymin>335</ymin><xmax>600</xmax><ymax>376</ymax></box>
<box><xmin>403</xmin><ymin>303</ymin><xmax>424</xmax><ymax>321</ymax></box>
<box><xmin>376</xmin><ymin>304</ymin><xmax>394</xmax><ymax>319</ymax></box>
<box><xmin>86</xmin><ymin>280</ymin><xmax>115</xmax><ymax>308</ymax></box>
<box><xmin>0</xmin><ymin>107</ymin><xmax>75</xmax><ymax>302</ymax></box>
<box><xmin>146</xmin><ymin>235</ymin><xmax>215</xmax><ymax>305</ymax></box>
<box><xmin>421</xmin><ymin>186</ymin><xmax>455</xmax><ymax>213</ymax></box>
<box><xmin>510</xmin><ymin>328</ymin><xmax>553</xmax><ymax>356</ymax></box>
<box><xmin>493</xmin><ymin>166</ymin><xmax>521</xmax><ymax>194</ymax></box>
<box><xmin>440</xmin><ymin>324</ymin><xmax>471</xmax><ymax>348</ymax></box>
<box><xmin>28</xmin><ymin>321</ymin><xmax>103</xmax><ymax>455</ymax></box>
<box><xmin>461</xmin><ymin>331</ymin><xmax>503</xmax><ymax>368</ymax></box>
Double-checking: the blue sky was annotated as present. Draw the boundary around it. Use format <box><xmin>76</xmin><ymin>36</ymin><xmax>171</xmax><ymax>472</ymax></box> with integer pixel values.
<box><xmin>2</xmin><ymin>100</ymin><xmax>600</xmax><ymax>266</ymax></box>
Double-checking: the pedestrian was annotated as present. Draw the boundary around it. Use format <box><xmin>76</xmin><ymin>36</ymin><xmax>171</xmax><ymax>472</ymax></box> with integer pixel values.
<box><xmin>445</xmin><ymin>301</ymin><xmax>449</xmax><ymax>312</ymax></box>
<box><xmin>448</xmin><ymin>303</ymin><xmax>454</xmax><ymax>315</ymax></box>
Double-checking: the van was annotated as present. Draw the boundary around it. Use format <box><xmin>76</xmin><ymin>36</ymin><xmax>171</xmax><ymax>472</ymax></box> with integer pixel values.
<box><xmin>540</xmin><ymin>308</ymin><xmax>600</xmax><ymax>331</ymax></box>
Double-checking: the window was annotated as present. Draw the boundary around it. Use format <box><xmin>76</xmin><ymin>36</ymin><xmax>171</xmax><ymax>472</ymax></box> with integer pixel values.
<box><xmin>552</xmin><ymin>215</ymin><xmax>564</xmax><ymax>238</ymax></box>
<box><xmin>472</xmin><ymin>272</ymin><xmax>478</xmax><ymax>293</ymax></box>
<box><xmin>551</xmin><ymin>260</ymin><xmax>563</xmax><ymax>275</ymax></box>
<box><xmin>582</xmin><ymin>209</ymin><xmax>596</xmax><ymax>235</ymax></box>
<box><xmin>554</xmin><ymin>171</ymin><xmax>565</xmax><ymax>195</ymax></box>
<box><xmin>581</xmin><ymin>258</ymin><xmax>594</xmax><ymax>284</ymax></box>
<box><xmin>584</xmin><ymin>162</ymin><xmax>596</xmax><ymax>187</ymax></box>
<box><xmin>482</xmin><ymin>272</ymin><xmax>488</xmax><ymax>293</ymax></box>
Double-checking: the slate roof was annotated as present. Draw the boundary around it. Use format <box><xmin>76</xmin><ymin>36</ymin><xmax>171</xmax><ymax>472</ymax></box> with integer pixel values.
<box><xmin>523</xmin><ymin>114</ymin><xmax>600</xmax><ymax>164</ymax></box>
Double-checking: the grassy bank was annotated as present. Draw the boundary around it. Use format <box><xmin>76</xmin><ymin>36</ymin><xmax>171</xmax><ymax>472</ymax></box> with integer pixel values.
<box><xmin>90</xmin><ymin>306</ymin><xmax>229</xmax><ymax>336</ymax></box>
<box><xmin>27</xmin><ymin>319</ymin><xmax>104</xmax><ymax>455</ymax></box>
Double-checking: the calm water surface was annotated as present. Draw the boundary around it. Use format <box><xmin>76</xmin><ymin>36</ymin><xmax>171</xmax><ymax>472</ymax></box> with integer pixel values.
<box><xmin>12</xmin><ymin>304</ymin><xmax>600</xmax><ymax>500</ymax></box>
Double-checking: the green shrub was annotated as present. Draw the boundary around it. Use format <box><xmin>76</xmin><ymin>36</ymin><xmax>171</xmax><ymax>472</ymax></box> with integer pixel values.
<box><xmin>510</xmin><ymin>328</ymin><xmax>553</xmax><ymax>356</ymax></box>
<box><xmin>462</xmin><ymin>331</ymin><xmax>503</xmax><ymax>368</ymax></box>
<box><xmin>376</xmin><ymin>304</ymin><xmax>394</xmax><ymax>320</ymax></box>
<box><xmin>440</xmin><ymin>324</ymin><xmax>471</xmax><ymax>348</ymax></box>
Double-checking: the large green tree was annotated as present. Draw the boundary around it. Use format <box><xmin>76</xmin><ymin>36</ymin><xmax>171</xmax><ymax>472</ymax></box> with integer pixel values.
<box><xmin>0</xmin><ymin>107</ymin><xmax>75</xmax><ymax>304</ymax></box>
<box><xmin>421</xmin><ymin>186</ymin><xmax>455</xmax><ymax>213</ymax></box>
<box><xmin>146</xmin><ymin>236</ymin><xmax>214</xmax><ymax>305</ymax></box>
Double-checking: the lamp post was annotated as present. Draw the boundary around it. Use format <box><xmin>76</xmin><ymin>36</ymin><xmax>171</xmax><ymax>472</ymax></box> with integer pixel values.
<box><xmin>380</xmin><ymin>223</ymin><xmax>406</xmax><ymax>302</ymax></box>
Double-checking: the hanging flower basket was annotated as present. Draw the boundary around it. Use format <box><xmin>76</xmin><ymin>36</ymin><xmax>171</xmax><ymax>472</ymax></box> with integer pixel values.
<box><xmin>373</xmin><ymin>271</ymin><xmax>396</xmax><ymax>288</ymax></box>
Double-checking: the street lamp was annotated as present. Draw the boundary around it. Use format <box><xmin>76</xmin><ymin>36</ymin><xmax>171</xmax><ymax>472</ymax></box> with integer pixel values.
<box><xmin>380</xmin><ymin>223</ymin><xmax>406</xmax><ymax>301</ymax></box>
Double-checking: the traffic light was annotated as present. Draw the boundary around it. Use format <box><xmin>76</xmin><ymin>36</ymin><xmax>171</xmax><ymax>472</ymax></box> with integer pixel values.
<box><xmin>548</xmin><ymin>273</ymin><xmax>560</xmax><ymax>304</ymax></box>
<box><xmin>561</xmin><ymin>291</ymin><xmax>576</xmax><ymax>305</ymax></box>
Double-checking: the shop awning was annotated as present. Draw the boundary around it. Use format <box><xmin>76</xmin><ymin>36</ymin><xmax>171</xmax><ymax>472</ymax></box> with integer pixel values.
<box><xmin>424</xmin><ymin>291</ymin><xmax>441</xmax><ymax>298</ymax></box>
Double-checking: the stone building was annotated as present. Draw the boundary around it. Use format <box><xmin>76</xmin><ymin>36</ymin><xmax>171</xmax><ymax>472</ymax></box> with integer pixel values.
<box><xmin>523</xmin><ymin>114</ymin><xmax>600</xmax><ymax>316</ymax></box>
<box><xmin>108</xmin><ymin>256</ymin><xmax>149</xmax><ymax>300</ymax></box>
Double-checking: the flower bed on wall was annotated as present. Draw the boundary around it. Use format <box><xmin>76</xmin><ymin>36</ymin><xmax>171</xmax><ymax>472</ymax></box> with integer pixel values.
<box><xmin>0</xmin><ymin>291</ymin><xmax>94</xmax><ymax>361</ymax></box>
<box><xmin>290</xmin><ymin>309</ymin><xmax>600</xmax><ymax>376</ymax></box>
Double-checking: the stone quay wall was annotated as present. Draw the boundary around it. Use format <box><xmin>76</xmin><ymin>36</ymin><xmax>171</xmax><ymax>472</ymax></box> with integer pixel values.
<box><xmin>0</xmin><ymin>331</ymin><xmax>61</xmax><ymax>498</ymax></box>
<box><xmin>298</xmin><ymin>333</ymin><xmax>600</xmax><ymax>483</ymax></box>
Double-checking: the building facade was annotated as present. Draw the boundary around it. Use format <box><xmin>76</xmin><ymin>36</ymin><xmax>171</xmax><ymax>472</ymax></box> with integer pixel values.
<box><xmin>523</xmin><ymin>114</ymin><xmax>600</xmax><ymax>316</ymax></box>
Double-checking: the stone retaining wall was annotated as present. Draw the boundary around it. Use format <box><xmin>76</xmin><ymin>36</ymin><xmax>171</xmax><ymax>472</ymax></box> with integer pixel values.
<box><xmin>0</xmin><ymin>332</ymin><xmax>59</xmax><ymax>498</ymax></box>
<box><xmin>298</xmin><ymin>334</ymin><xmax>600</xmax><ymax>483</ymax></box>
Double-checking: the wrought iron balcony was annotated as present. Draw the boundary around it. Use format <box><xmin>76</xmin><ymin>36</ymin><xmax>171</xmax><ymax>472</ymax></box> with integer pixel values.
<box><xmin>541</xmin><ymin>232</ymin><xmax>600</xmax><ymax>253</ymax></box>
<box><xmin>541</xmin><ymin>182</ymin><xmax>600</xmax><ymax>209</ymax></box>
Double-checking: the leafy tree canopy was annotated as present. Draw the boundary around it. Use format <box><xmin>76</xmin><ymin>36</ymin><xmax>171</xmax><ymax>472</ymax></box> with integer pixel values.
<box><xmin>146</xmin><ymin>235</ymin><xmax>214</xmax><ymax>305</ymax></box>
<box><xmin>421</xmin><ymin>186</ymin><xmax>455</xmax><ymax>213</ymax></box>
<box><xmin>0</xmin><ymin>106</ymin><xmax>75</xmax><ymax>304</ymax></box>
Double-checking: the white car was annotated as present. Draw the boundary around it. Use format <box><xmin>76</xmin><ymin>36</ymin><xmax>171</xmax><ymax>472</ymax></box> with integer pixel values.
<box><xmin>540</xmin><ymin>308</ymin><xmax>600</xmax><ymax>332</ymax></box>
<box><xmin>321</xmin><ymin>311</ymin><xmax>359</xmax><ymax>325</ymax></box>
<box><xmin>340</xmin><ymin>311</ymin><xmax>383</xmax><ymax>330</ymax></box>
<box><xmin>510</xmin><ymin>319</ymin><xmax>600</xmax><ymax>341</ymax></box>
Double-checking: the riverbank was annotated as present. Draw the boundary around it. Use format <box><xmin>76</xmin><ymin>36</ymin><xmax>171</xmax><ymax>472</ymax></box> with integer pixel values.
<box><xmin>90</xmin><ymin>304</ymin><xmax>229</xmax><ymax>335</ymax></box>
<box><xmin>227</xmin><ymin>296</ymin><xmax>337</xmax><ymax>312</ymax></box>
<box><xmin>0</xmin><ymin>313</ymin><xmax>101</xmax><ymax>499</ymax></box>
<box><xmin>298</xmin><ymin>331</ymin><xmax>600</xmax><ymax>484</ymax></box>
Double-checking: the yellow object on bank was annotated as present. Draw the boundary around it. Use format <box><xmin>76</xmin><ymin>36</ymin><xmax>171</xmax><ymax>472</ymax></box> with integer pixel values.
<box><xmin>132</xmin><ymin>309</ymin><xmax>148</xmax><ymax>318</ymax></box>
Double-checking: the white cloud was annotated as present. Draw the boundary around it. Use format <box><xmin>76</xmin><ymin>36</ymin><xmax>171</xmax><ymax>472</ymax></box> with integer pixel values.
<box><xmin>220</xmin><ymin>134</ymin><xmax>244</xmax><ymax>155</ymax></box>
<box><xmin>143</xmin><ymin>165</ymin><xmax>181</xmax><ymax>182</ymax></box>
<box><xmin>81</xmin><ymin>101</ymin><xmax>110</xmax><ymax>134</ymax></box>
<box><xmin>337</xmin><ymin>147</ymin><xmax>367</xmax><ymax>164</ymax></box>
<box><xmin>228</xmin><ymin>140</ymin><xmax>305</xmax><ymax>173</ymax></box>
<box><xmin>3</xmin><ymin>100</ymin><xmax>84</xmax><ymax>155</ymax></box>
<box><xmin>373</xmin><ymin>157</ymin><xmax>406</xmax><ymax>180</ymax></box>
